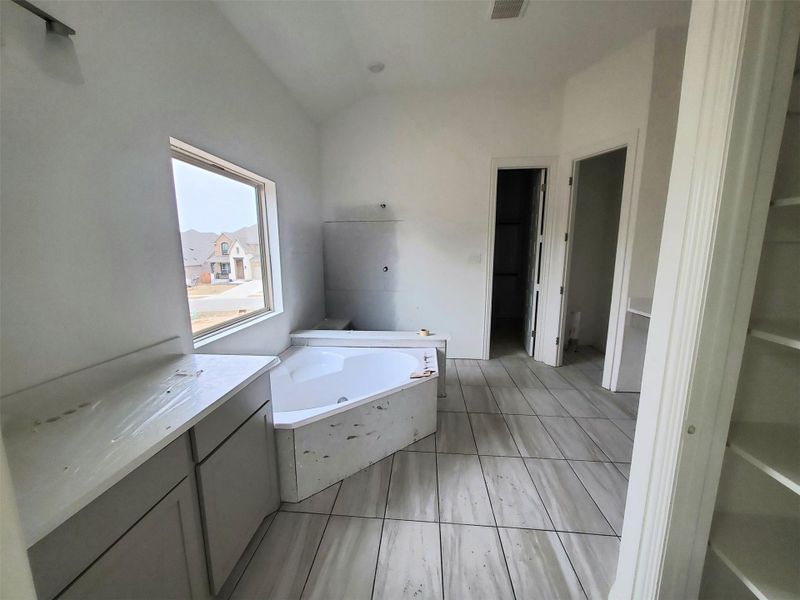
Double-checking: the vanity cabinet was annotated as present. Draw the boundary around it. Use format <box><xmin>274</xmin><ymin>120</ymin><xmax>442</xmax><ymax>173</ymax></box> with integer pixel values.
<box><xmin>59</xmin><ymin>477</ymin><xmax>208</xmax><ymax>599</ymax></box>
<box><xmin>29</xmin><ymin>435</ymin><xmax>209</xmax><ymax>600</ymax></box>
<box><xmin>195</xmin><ymin>375</ymin><xmax>280</xmax><ymax>594</ymax></box>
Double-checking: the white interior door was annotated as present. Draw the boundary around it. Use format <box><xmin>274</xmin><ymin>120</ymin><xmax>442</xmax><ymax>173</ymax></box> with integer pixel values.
<box><xmin>523</xmin><ymin>170</ymin><xmax>546</xmax><ymax>356</ymax></box>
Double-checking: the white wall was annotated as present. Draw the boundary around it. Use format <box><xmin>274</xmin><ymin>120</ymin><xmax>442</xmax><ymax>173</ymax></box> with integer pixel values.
<box><xmin>566</xmin><ymin>149</ymin><xmax>627</xmax><ymax>350</ymax></box>
<box><xmin>321</xmin><ymin>86</ymin><xmax>563</xmax><ymax>357</ymax></box>
<box><xmin>539</xmin><ymin>28</ymin><xmax>686</xmax><ymax>389</ymax></box>
<box><xmin>0</xmin><ymin>1</ymin><xmax>324</xmax><ymax>395</ymax></box>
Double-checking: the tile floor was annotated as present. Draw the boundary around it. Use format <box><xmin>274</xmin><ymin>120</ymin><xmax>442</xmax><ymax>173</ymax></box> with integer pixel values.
<box><xmin>228</xmin><ymin>344</ymin><xmax>638</xmax><ymax>600</ymax></box>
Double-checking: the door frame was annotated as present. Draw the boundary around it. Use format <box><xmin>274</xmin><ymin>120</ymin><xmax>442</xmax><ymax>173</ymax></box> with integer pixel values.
<box><xmin>483</xmin><ymin>156</ymin><xmax>557</xmax><ymax>360</ymax></box>
<box><xmin>611</xmin><ymin>1</ymin><xmax>798</xmax><ymax>597</ymax></box>
<box><xmin>556</xmin><ymin>132</ymin><xmax>639</xmax><ymax>392</ymax></box>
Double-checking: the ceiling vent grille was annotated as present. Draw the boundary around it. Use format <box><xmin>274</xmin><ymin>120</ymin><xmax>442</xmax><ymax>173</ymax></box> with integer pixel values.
<box><xmin>490</xmin><ymin>0</ymin><xmax>527</xmax><ymax>20</ymax></box>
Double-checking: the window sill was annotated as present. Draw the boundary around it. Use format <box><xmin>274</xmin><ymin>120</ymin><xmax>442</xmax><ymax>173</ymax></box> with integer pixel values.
<box><xmin>193</xmin><ymin>309</ymin><xmax>283</xmax><ymax>350</ymax></box>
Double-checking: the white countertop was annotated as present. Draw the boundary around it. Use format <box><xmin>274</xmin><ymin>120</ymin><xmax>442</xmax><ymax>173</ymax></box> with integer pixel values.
<box><xmin>1</xmin><ymin>351</ymin><xmax>278</xmax><ymax>548</ymax></box>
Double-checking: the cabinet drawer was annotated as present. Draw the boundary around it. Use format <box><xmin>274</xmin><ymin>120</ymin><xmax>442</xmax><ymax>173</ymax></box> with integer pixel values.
<box><xmin>191</xmin><ymin>373</ymin><xmax>270</xmax><ymax>462</ymax></box>
<box><xmin>59</xmin><ymin>477</ymin><xmax>209</xmax><ymax>600</ymax></box>
<box><xmin>196</xmin><ymin>402</ymin><xmax>279</xmax><ymax>593</ymax></box>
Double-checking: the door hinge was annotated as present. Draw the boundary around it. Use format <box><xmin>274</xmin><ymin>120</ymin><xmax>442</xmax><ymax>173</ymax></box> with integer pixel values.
<box><xmin>559</xmin><ymin>286</ymin><xmax>564</xmax><ymax>295</ymax></box>
<box><xmin>541</xmin><ymin>183</ymin><xmax>546</xmax><ymax>194</ymax></box>
<box><xmin>564</xmin><ymin>232</ymin><xmax>569</xmax><ymax>242</ymax></box>
<box><xmin>568</xmin><ymin>176</ymin><xmax>573</xmax><ymax>186</ymax></box>
<box><xmin>555</xmin><ymin>336</ymin><xmax>560</xmax><ymax>345</ymax></box>
<box><xmin>531</xmin><ymin>330</ymin><xmax>535</xmax><ymax>338</ymax></box>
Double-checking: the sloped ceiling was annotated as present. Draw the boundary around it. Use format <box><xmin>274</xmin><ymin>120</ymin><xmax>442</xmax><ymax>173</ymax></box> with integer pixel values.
<box><xmin>216</xmin><ymin>0</ymin><xmax>690</xmax><ymax>122</ymax></box>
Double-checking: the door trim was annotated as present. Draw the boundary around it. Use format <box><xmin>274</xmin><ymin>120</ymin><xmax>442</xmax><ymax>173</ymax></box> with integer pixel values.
<box><xmin>556</xmin><ymin>133</ymin><xmax>639</xmax><ymax>392</ymax></box>
<box><xmin>483</xmin><ymin>157</ymin><xmax>557</xmax><ymax>360</ymax></box>
<box><xmin>611</xmin><ymin>1</ymin><xmax>798</xmax><ymax>597</ymax></box>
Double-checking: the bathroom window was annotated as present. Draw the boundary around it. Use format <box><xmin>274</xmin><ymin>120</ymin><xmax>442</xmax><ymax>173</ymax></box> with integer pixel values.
<box><xmin>170</xmin><ymin>138</ymin><xmax>283</xmax><ymax>343</ymax></box>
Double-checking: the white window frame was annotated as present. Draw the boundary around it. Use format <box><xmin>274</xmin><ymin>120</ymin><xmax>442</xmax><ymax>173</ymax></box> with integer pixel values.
<box><xmin>169</xmin><ymin>138</ymin><xmax>283</xmax><ymax>347</ymax></box>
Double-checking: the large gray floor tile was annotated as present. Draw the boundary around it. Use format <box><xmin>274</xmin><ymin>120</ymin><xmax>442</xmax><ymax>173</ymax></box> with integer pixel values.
<box><xmin>506</xmin><ymin>365</ymin><xmax>545</xmax><ymax>389</ymax></box>
<box><xmin>559</xmin><ymin>533</ymin><xmax>620</xmax><ymax>600</ymax></box>
<box><xmin>612</xmin><ymin>418</ymin><xmax>636</xmax><ymax>440</ymax></box>
<box><xmin>436</xmin><ymin>412</ymin><xmax>477</xmax><ymax>454</ymax></box>
<box><xmin>332</xmin><ymin>455</ymin><xmax>393</xmax><ymax>518</ymax></box>
<box><xmin>281</xmin><ymin>482</ymin><xmax>341</xmax><ymax>514</ymax></box>
<box><xmin>527</xmin><ymin>362</ymin><xmax>573</xmax><ymax>389</ymax></box>
<box><xmin>480</xmin><ymin>456</ymin><xmax>551</xmax><ymax>529</ymax></box>
<box><xmin>386</xmin><ymin>451</ymin><xmax>438</xmax><ymax>521</ymax></box>
<box><xmin>569</xmin><ymin>461</ymin><xmax>628</xmax><ymax>535</ymax></box>
<box><xmin>437</xmin><ymin>453</ymin><xmax>495</xmax><ymax>526</ymax></box>
<box><xmin>551</xmin><ymin>390</ymin><xmax>606</xmax><ymax>418</ymax></box>
<box><xmin>499</xmin><ymin>528</ymin><xmax>586</xmax><ymax>599</ymax></box>
<box><xmin>615</xmin><ymin>463</ymin><xmax>631</xmax><ymax>478</ymax></box>
<box><xmin>439</xmin><ymin>383</ymin><xmax>466</xmax><ymax>412</ymax></box>
<box><xmin>491</xmin><ymin>386</ymin><xmax>535</xmax><ymax>415</ymax></box>
<box><xmin>469</xmin><ymin>413</ymin><xmax>519</xmax><ymax>456</ymax></box>
<box><xmin>478</xmin><ymin>362</ymin><xmax>514</xmax><ymax>387</ymax></box>
<box><xmin>504</xmin><ymin>415</ymin><xmax>563</xmax><ymax>458</ymax></box>
<box><xmin>539</xmin><ymin>417</ymin><xmax>608</xmax><ymax>461</ymax></box>
<box><xmin>524</xmin><ymin>458</ymin><xmax>613</xmax><ymax>535</ymax></box>
<box><xmin>406</xmin><ymin>434</ymin><xmax>436</xmax><ymax>452</ymax></box>
<box><xmin>456</xmin><ymin>365</ymin><xmax>487</xmax><ymax>387</ymax></box>
<box><xmin>462</xmin><ymin>386</ymin><xmax>500</xmax><ymax>413</ymax></box>
<box><xmin>232</xmin><ymin>512</ymin><xmax>327</xmax><ymax>600</ymax></box>
<box><xmin>454</xmin><ymin>359</ymin><xmax>478</xmax><ymax>369</ymax></box>
<box><xmin>576</xmin><ymin>418</ymin><xmax>633</xmax><ymax>462</ymax></box>
<box><xmin>440</xmin><ymin>524</ymin><xmax>514</xmax><ymax>600</ymax></box>
<box><xmin>557</xmin><ymin>365</ymin><xmax>596</xmax><ymax>390</ymax></box>
<box><xmin>373</xmin><ymin>520</ymin><xmax>442</xmax><ymax>600</ymax></box>
<box><xmin>581</xmin><ymin>388</ymin><xmax>638</xmax><ymax>420</ymax></box>
<box><xmin>445</xmin><ymin>360</ymin><xmax>459</xmax><ymax>385</ymax></box>
<box><xmin>301</xmin><ymin>515</ymin><xmax>383</xmax><ymax>600</ymax></box>
<box><xmin>520</xmin><ymin>388</ymin><xmax>571</xmax><ymax>416</ymax></box>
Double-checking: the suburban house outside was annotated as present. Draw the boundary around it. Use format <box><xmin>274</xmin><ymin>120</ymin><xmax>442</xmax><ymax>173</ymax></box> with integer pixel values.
<box><xmin>179</xmin><ymin>225</ymin><xmax>262</xmax><ymax>286</ymax></box>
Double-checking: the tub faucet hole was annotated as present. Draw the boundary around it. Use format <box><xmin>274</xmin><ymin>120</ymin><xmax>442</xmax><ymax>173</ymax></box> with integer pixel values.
<box><xmin>337</xmin><ymin>396</ymin><xmax>348</xmax><ymax>404</ymax></box>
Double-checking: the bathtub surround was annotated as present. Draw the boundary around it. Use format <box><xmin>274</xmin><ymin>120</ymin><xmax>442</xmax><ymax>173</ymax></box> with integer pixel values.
<box><xmin>227</xmin><ymin>341</ymin><xmax>637</xmax><ymax>600</ymax></box>
<box><xmin>271</xmin><ymin>346</ymin><xmax>438</xmax><ymax>502</ymax></box>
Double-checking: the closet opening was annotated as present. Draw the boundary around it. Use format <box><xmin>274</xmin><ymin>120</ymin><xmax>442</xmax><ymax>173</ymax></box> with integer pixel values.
<box><xmin>487</xmin><ymin>167</ymin><xmax>547</xmax><ymax>358</ymax></box>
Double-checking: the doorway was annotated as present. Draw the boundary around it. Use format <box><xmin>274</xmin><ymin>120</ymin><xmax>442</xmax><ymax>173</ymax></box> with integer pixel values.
<box><xmin>561</xmin><ymin>147</ymin><xmax>627</xmax><ymax>378</ymax></box>
<box><xmin>488</xmin><ymin>168</ymin><xmax>547</xmax><ymax>358</ymax></box>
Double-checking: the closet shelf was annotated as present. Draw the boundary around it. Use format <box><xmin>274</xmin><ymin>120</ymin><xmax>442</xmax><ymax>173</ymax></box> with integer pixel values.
<box><xmin>709</xmin><ymin>513</ymin><xmax>800</xmax><ymax>600</ymax></box>
<box><xmin>727</xmin><ymin>422</ymin><xmax>800</xmax><ymax>494</ymax></box>
<box><xmin>748</xmin><ymin>320</ymin><xmax>800</xmax><ymax>350</ymax></box>
<box><xmin>771</xmin><ymin>196</ymin><xmax>800</xmax><ymax>208</ymax></box>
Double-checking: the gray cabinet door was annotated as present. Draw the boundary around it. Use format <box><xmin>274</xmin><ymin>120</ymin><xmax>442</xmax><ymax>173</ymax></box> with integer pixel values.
<box><xmin>196</xmin><ymin>402</ymin><xmax>279</xmax><ymax>593</ymax></box>
<box><xmin>59</xmin><ymin>477</ymin><xmax>209</xmax><ymax>599</ymax></box>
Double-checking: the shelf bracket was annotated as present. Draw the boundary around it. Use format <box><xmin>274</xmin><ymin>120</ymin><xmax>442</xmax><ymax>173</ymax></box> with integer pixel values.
<box><xmin>11</xmin><ymin>0</ymin><xmax>75</xmax><ymax>36</ymax></box>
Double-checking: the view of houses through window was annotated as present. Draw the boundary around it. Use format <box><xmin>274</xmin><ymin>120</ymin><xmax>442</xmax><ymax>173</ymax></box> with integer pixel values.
<box><xmin>171</xmin><ymin>151</ymin><xmax>271</xmax><ymax>337</ymax></box>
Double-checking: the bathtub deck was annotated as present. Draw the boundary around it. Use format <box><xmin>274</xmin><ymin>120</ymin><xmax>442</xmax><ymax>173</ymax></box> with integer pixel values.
<box><xmin>226</xmin><ymin>346</ymin><xmax>638</xmax><ymax>600</ymax></box>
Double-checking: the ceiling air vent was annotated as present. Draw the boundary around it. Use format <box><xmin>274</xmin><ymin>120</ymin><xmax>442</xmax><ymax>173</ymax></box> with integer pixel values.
<box><xmin>490</xmin><ymin>0</ymin><xmax>527</xmax><ymax>20</ymax></box>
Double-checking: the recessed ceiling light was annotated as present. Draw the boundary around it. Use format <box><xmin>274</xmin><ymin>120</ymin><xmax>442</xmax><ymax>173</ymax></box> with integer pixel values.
<box><xmin>368</xmin><ymin>62</ymin><xmax>385</xmax><ymax>74</ymax></box>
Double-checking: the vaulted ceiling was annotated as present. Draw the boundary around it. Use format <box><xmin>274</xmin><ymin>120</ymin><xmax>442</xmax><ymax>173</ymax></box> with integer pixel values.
<box><xmin>216</xmin><ymin>0</ymin><xmax>690</xmax><ymax>122</ymax></box>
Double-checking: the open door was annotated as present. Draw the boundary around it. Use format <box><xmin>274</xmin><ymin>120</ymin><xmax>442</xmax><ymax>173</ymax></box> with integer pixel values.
<box><xmin>523</xmin><ymin>171</ymin><xmax>547</xmax><ymax>356</ymax></box>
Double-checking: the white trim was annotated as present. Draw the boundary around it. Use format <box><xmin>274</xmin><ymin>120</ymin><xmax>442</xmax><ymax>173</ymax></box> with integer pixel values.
<box><xmin>552</xmin><ymin>132</ymin><xmax>639</xmax><ymax>393</ymax></box>
<box><xmin>168</xmin><ymin>138</ymin><xmax>284</xmax><ymax>346</ymax></box>
<box><xmin>611</xmin><ymin>1</ymin><xmax>798</xmax><ymax>598</ymax></box>
<box><xmin>483</xmin><ymin>156</ymin><xmax>557</xmax><ymax>360</ymax></box>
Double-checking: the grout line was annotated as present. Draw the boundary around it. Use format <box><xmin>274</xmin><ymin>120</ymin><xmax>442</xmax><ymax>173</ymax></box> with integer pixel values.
<box><xmin>434</xmin><ymin>430</ymin><xmax>445</xmax><ymax>600</ymax></box>
<box><xmin>369</xmin><ymin>452</ymin><xmax>393</xmax><ymax>600</ymax></box>
<box><xmin>297</xmin><ymin>481</ymin><xmax>344</xmax><ymax>599</ymax></box>
<box><xmin>223</xmin><ymin>511</ymin><xmax>278</xmax><ymax>600</ymax></box>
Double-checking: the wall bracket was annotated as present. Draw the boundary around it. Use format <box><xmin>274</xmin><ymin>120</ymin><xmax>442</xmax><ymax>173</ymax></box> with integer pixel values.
<box><xmin>12</xmin><ymin>0</ymin><xmax>75</xmax><ymax>36</ymax></box>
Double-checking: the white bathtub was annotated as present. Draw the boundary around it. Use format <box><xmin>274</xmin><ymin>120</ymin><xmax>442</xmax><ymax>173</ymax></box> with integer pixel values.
<box><xmin>270</xmin><ymin>346</ymin><xmax>437</xmax><ymax>427</ymax></box>
<box><xmin>270</xmin><ymin>345</ymin><xmax>438</xmax><ymax>502</ymax></box>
